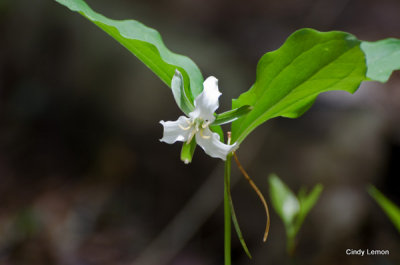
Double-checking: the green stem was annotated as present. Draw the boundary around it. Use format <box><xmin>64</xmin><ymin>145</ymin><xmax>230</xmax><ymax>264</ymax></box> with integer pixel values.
<box><xmin>287</xmin><ymin>237</ymin><xmax>294</xmax><ymax>256</ymax></box>
<box><xmin>286</xmin><ymin>230</ymin><xmax>296</xmax><ymax>256</ymax></box>
<box><xmin>224</xmin><ymin>154</ymin><xmax>232</xmax><ymax>265</ymax></box>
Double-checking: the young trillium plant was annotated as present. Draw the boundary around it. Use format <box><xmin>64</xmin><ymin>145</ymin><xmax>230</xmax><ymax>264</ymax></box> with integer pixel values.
<box><xmin>55</xmin><ymin>0</ymin><xmax>400</xmax><ymax>264</ymax></box>
<box><xmin>268</xmin><ymin>174</ymin><xmax>323</xmax><ymax>255</ymax></box>
<box><xmin>160</xmin><ymin>71</ymin><xmax>237</xmax><ymax>162</ymax></box>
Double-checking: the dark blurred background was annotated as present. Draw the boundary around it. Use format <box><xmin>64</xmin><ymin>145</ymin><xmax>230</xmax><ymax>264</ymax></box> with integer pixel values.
<box><xmin>1</xmin><ymin>0</ymin><xmax>400</xmax><ymax>264</ymax></box>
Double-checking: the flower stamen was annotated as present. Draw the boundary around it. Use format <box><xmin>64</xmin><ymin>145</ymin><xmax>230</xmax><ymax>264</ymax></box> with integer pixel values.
<box><xmin>179</xmin><ymin>124</ymin><xmax>192</xmax><ymax>130</ymax></box>
<box><xmin>200</xmin><ymin>129</ymin><xmax>211</xmax><ymax>139</ymax></box>
<box><xmin>202</xmin><ymin>121</ymin><xmax>210</xmax><ymax>129</ymax></box>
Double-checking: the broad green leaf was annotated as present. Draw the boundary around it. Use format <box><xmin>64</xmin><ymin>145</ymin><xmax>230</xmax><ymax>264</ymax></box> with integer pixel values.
<box><xmin>368</xmin><ymin>185</ymin><xmax>400</xmax><ymax>233</ymax></box>
<box><xmin>361</xmin><ymin>39</ymin><xmax>400</xmax><ymax>83</ymax></box>
<box><xmin>295</xmin><ymin>184</ymin><xmax>323</xmax><ymax>234</ymax></box>
<box><xmin>213</xmin><ymin>105</ymin><xmax>253</xmax><ymax>126</ymax></box>
<box><xmin>55</xmin><ymin>0</ymin><xmax>204</xmax><ymax>102</ymax></box>
<box><xmin>268</xmin><ymin>174</ymin><xmax>300</xmax><ymax>227</ymax></box>
<box><xmin>232</xmin><ymin>29</ymin><xmax>366</xmax><ymax>143</ymax></box>
<box><xmin>172</xmin><ymin>70</ymin><xmax>194</xmax><ymax>114</ymax></box>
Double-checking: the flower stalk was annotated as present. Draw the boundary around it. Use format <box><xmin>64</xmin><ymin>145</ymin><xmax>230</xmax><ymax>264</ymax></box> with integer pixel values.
<box><xmin>224</xmin><ymin>154</ymin><xmax>232</xmax><ymax>265</ymax></box>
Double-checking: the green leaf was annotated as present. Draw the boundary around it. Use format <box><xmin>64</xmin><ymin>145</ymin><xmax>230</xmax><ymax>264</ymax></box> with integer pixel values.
<box><xmin>232</xmin><ymin>29</ymin><xmax>366</xmax><ymax>143</ymax></box>
<box><xmin>368</xmin><ymin>185</ymin><xmax>400</xmax><ymax>233</ymax></box>
<box><xmin>172</xmin><ymin>70</ymin><xmax>194</xmax><ymax>114</ymax></box>
<box><xmin>361</xmin><ymin>39</ymin><xmax>400</xmax><ymax>83</ymax></box>
<box><xmin>268</xmin><ymin>174</ymin><xmax>300</xmax><ymax>227</ymax></box>
<box><xmin>295</xmin><ymin>184</ymin><xmax>323</xmax><ymax>235</ymax></box>
<box><xmin>213</xmin><ymin>105</ymin><xmax>253</xmax><ymax>126</ymax></box>
<box><xmin>55</xmin><ymin>0</ymin><xmax>204</xmax><ymax>101</ymax></box>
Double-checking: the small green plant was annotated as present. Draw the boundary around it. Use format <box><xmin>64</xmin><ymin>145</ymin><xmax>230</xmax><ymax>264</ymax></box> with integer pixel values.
<box><xmin>55</xmin><ymin>0</ymin><xmax>400</xmax><ymax>263</ymax></box>
<box><xmin>368</xmin><ymin>185</ymin><xmax>400</xmax><ymax>233</ymax></box>
<box><xmin>268</xmin><ymin>174</ymin><xmax>323</xmax><ymax>255</ymax></box>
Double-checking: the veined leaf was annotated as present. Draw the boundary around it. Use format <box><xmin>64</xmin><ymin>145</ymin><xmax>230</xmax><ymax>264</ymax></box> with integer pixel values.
<box><xmin>361</xmin><ymin>38</ymin><xmax>400</xmax><ymax>83</ymax></box>
<box><xmin>55</xmin><ymin>0</ymin><xmax>204</xmax><ymax>103</ymax></box>
<box><xmin>368</xmin><ymin>185</ymin><xmax>400</xmax><ymax>233</ymax></box>
<box><xmin>232</xmin><ymin>29</ymin><xmax>366</xmax><ymax>143</ymax></box>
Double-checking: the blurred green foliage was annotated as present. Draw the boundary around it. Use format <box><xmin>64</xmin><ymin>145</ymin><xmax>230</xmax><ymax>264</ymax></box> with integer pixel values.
<box><xmin>269</xmin><ymin>174</ymin><xmax>323</xmax><ymax>255</ymax></box>
<box><xmin>368</xmin><ymin>185</ymin><xmax>400</xmax><ymax>233</ymax></box>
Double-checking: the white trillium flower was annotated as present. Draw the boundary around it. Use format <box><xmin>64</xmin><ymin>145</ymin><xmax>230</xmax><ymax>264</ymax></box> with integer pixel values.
<box><xmin>160</xmin><ymin>76</ymin><xmax>237</xmax><ymax>161</ymax></box>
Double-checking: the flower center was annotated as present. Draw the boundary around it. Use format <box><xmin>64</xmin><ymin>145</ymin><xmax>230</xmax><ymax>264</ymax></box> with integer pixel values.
<box><xmin>179</xmin><ymin>118</ymin><xmax>211</xmax><ymax>144</ymax></box>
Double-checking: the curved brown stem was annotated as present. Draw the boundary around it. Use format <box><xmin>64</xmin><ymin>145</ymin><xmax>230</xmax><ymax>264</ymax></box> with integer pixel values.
<box><xmin>233</xmin><ymin>152</ymin><xmax>270</xmax><ymax>242</ymax></box>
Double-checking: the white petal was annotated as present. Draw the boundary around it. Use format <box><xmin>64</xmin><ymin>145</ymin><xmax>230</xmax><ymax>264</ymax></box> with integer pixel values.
<box><xmin>189</xmin><ymin>76</ymin><xmax>221</xmax><ymax>122</ymax></box>
<box><xmin>195</xmin><ymin>127</ymin><xmax>237</xmax><ymax>160</ymax></box>
<box><xmin>160</xmin><ymin>116</ymin><xmax>192</xmax><ymax>144</ymax></box>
